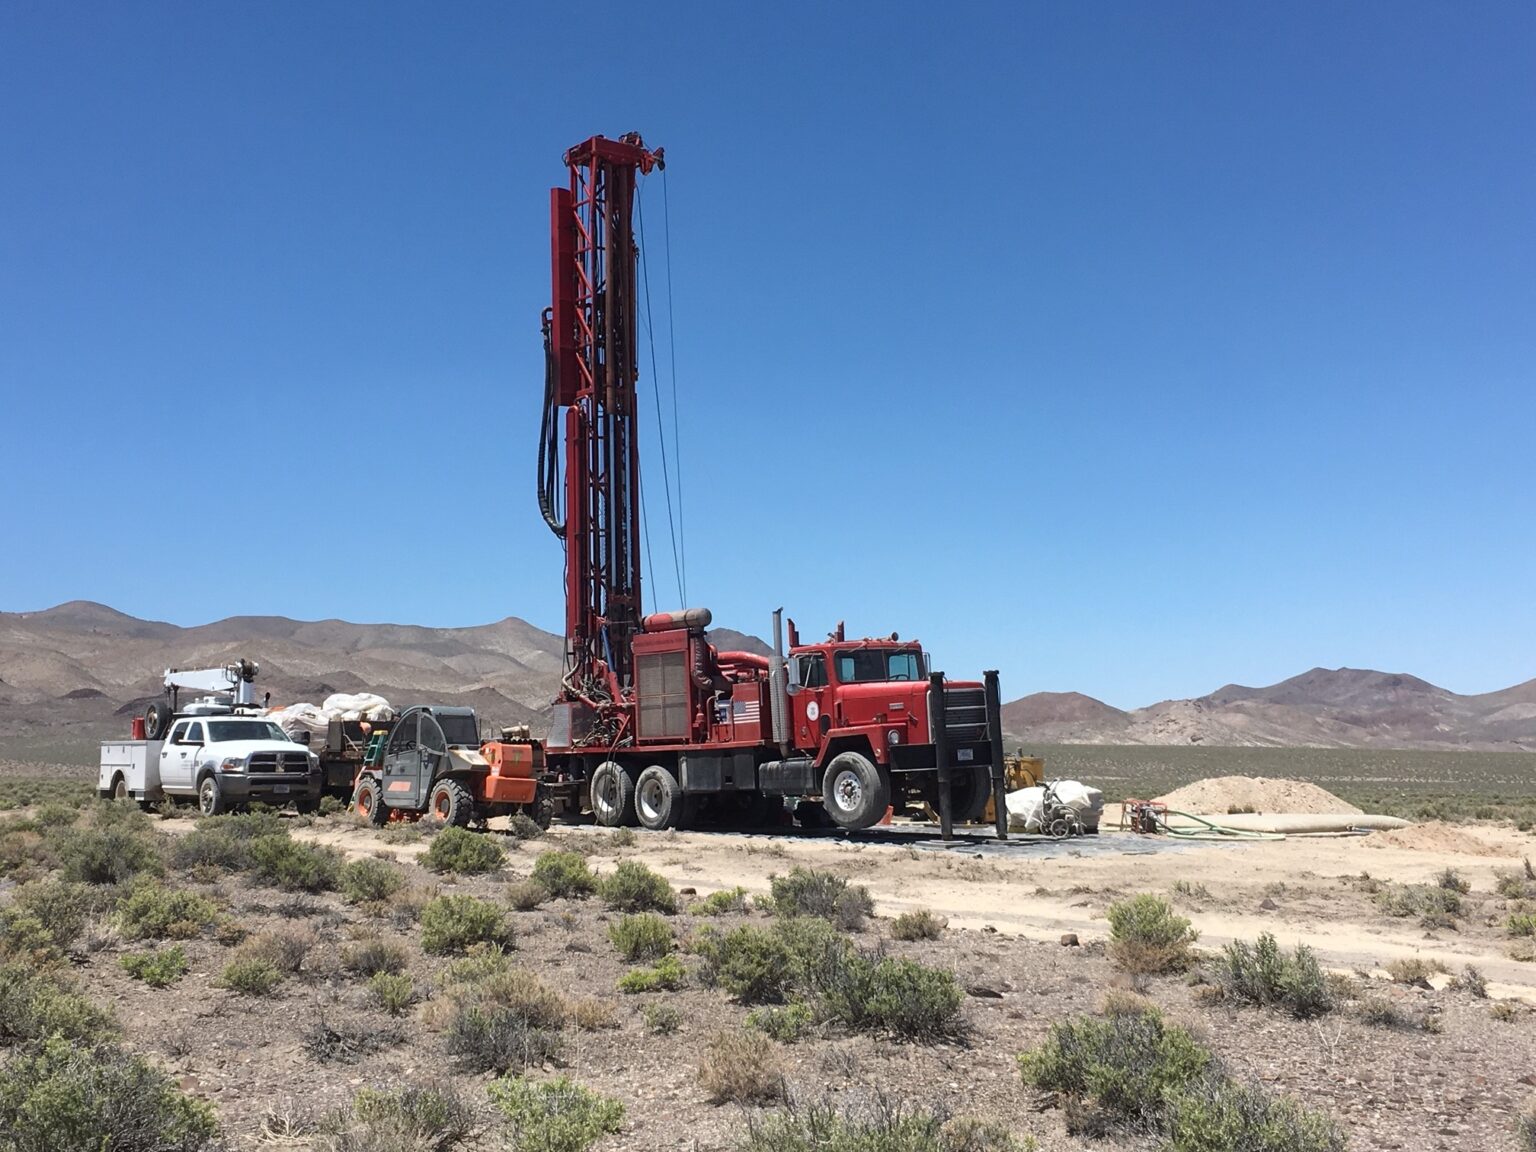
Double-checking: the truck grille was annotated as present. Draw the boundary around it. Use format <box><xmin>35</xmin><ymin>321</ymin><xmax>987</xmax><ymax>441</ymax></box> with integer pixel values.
<box><xmin>248</xmin><ymin>751</ymin><xmax>310</xmax><ymax>773</ymax></box>
<box><xmin>942</xmin><ymin>686</ymin><xmax>988</xmax><ymax>742</ymax></box>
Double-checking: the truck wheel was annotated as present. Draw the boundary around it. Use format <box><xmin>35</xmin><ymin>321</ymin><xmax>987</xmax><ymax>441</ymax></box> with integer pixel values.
<box><xmin>355</xmin><ymin>775</ymin><xmax>388</xmax><ymax>826</ymax></box>
<box><xmin>821</xmin><ymin>751</ymin><xmax>889</xmax><ymax>830</ymax></box>
<box><xmin>429</xmin><ymin>779</ymin><xmax>474</xmax><ymax>828</ymax></box>
<box><xmin>947</xmin><ymin>764</ymin><xmax>994</xmax><ymax>825</ymax></box>
<box><xmin>110</xmin><ymin>774</ymin><xmax>128</xmax><ymax>802</ymax></box>
<box><xmin>197</xmin><ymin>774</ymin><xmax>226</xmax><ymax>817</ymax></box>
<box><xmin>589</xmin><ymin>761</ymin><xmax>636</xmax><ymax>827</ymax></box>
<box><xmin>526</xmin><ymin>784</ymin><xmax>555</xmax><ymax>831</ymax></box>
<box><xmin>145</xmin><ymin>701</ymin><xmax>172</xmax><ymax>741</ymax></box>
<box><xmin>634</xmin><ymin>766</ymin><xmax>682</xmax><ymax>831</ymax></box>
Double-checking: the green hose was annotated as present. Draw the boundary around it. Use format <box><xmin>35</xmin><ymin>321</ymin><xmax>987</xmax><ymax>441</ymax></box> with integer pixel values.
<box><xmin>1156</xmin><ymin>809</ymin><xmax>1286</xmax><ymax>841</ymax></box>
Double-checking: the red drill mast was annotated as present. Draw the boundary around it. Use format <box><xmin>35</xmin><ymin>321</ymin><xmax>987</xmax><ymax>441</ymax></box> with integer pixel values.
<box><xmin>539</xmin><ymin>133</ymin><xmax>664</xmax><ymax>727</ymax></box>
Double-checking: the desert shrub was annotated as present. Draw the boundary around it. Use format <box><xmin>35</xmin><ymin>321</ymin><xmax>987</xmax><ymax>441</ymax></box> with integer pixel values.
<box><xmin>368</xmin><ymin>971</ymin><xmax>417</xmax><ymax>1017</ymax></box>
<box><xmin>1436</xmin><ymin>867</ymin><xmax>1471</xmax><ymax>894</ymax></box>
<box><xmin>701</xmin><ymin>1027</ymin><xmax>786</xmax><ymax>1104</ymax></box>
<box><xmin>695</xmin><ymin>887</ymin><xmax>749</xmax><ymax>916</ymax></box>
<box><xmin>114</xmin><ymin>884</ymin><xmax>219</xmax><ymax>940</ymax></box>
<box><xmin>891</xmin><ymin>910</ymin><xmax>946</xmax><ymax>942</ymax></box>
<box><xmin>775</xmin><ymin>916</ymin><xmax>856</xmax><ymax>987</ymax></box>
<box><xmin>769</xmin><ymin>867</ymin><xmax>873</xmax><ymax>930</ymax></box>
<box><xmin>1375</xmin><ymin>882</ymin><xmax>1462</xmax><ymax>926</ymax></box>
<box><xmin>305</xmin><ymin>1015</ymin><xmax>404</xmax><ymax>1064</ymax></box>
<box><xmin>237</xmin><ymin>926</ymin><xmax>315</xmax><ymax>974</ymax></box>
<box><xmin>0</xmin><ymin>910</ymin><xmax>64</xmax><ymax>965</ymax></box>
<box><xmin>199</xmin><ymin>809</ymin><xmax>289</xmax><ymax>840</ymax></box>
<box><xmin>1386</xmin><ymin>956</ymin><xmax>1447</xmax><ymax>984</ymax></box>
<box><xmin>1106</xmin><ymin>894</ymin><xmax>1198</xmax><ymax>975</ymax></box>
<box><xmin>170</xmin><ymin>825</ymin><xmax>251</xmax><ymax>873</ymax></box>
<box><xmin>32</xmin><ymin>803</ymin><xmax>80</xmax><ymax>828</ymax></box>
<box><xmin>508</xmin><ymin>813</ymin><xmax>546</xmax><ymax>841</ymax></box>
<box><xmin>422</xmin><ymin>827</ymin><xmax>505</xmax><ymax>874</ymax></box>
<box><xmin>617</xmin><ymin>954</ymin><xmax>687</xmax><ymax>993</ymax></box>
<box><xmin>531</xmin><ymin>851</ymin><xmax>596</xmax><ymax>899</ymax></box>
<box><xmin>119</xmin><ymin>945</ymin><xmax>189</xmax><ymax>988</ymax></box>
<box><xmin>1511</xmin><ymin>914</ymin><xmax>1536</xmax><ymax>938</ymax></box>
<box><xmin>1460</xmin><ymin>965</ymin><xmax>1489</xmax><ymax>998</ymax></box>
<box><xmin>695</xmin><ymin>924</ymin><xmax>793</xmax><ymax>1003</ymax></box>
<box><xmin>0</xmin><ymin>960</ymin><xmax>117</xmax><ymax>1044</ymax></box>
<box><xmin>643</xmin><ymin>1003</ymin><xmax>682</xmax><ymax>1034</ymax></box>
<box><xmin>475</xmin><ymin>968</ymin><xmax>568</xmax><ymax>1030</ymax></box>
<box><xmin>0</xmin><ymin>821</ymin><xmax>52</xmax><ymax>881</ymax></box>
<box><xmin>1493</xmin><ymin>1001</ymin><xmax>1521</xmax><ymax>1023</ymax></box>
<box><xmin>420</xmin><ymin>895</ymin><xmax>514</xmax><ymax>955</ymax></box>
<box><xmin>446</xmin><ymin>1003</ymin><xmax>562</xmax><ymax>1073</ymax></box>
<box><xmin>746</xmin><ymin>1002</ymin><xmax>813</xmax><ymax>1043</ymax></box>
<box><xmin>2</xmin><ymin>879</ymin><xmax>99</xmax><ymax>957</ymax></box>
<box><xmin>742</xmin><ymin>1097</ymin><xmax>1034</xmax><ymax>1152</ymax></box>
<box><xmin>598</xmin><ymin>860</ymin><xmax>677</xmax><ymax>913</ymax></box>
<box><xmin>217</xmin><ymin>957</ymin><xmax>285</xmax><ymax>995</ymax></box>
<box><xmin>507</xmin><ymin>879</ymin><xmax>550</xmax><ymax>911</ymax></box>
<box><xmin>54</xmin><ymin>822</ymin><xmax>163</xmax><ymax>885</ymax></box>
<box><xmin>342</xmin><ymin>935</ymin><xmax>410</xmax><ymax>976</ymax></box>
<box><xmin>439</xmin><ymin>943</ymin><xmax>515</xmax><ymax>988</ymax></box>
<box><xmin>609</xmin><ymin>913</ymin><xmax>674</xmax><ymax>962</ymax></box>
<box><xmin>340</xmin><ymin>857</ymin><xmax>405</xmax><ymax>904</ymax></box>
<box><xmin>1519</xmin><ymin>1100</ymin><xmax>1536</xmax><ymax>1152</ymax></box>
<box><xmin>0</xmin><ymin>1035</ymin><xmax>218</xmax><ymax>1152</ymax></box>
<box><xmin>1164</xmin><ymin>1076</ymin><xmax>1347</xmax><ymax>1152</ymax></box>
<box><xmin>320</xmin><ymin>1083</ymin><xmax>477</xmax><ymax>1152</ymax></box>
<box><xmin>1020</xmin><ymin>1004</ymin><xmax>1212</xmax><ymax>1129</ymax></box>
<box><xmin>567</xmin><ymin>997</ymin><xmax>618</xmax><ymax>1031</ymax></box>
<box><xmin>1356</xmin><ymin>995</ymin><xmax>1440</xmax><ymax>1032</ymax></box>
<box><xmin>248</xmin><ymin>835</ymin><xmax>342</xmax><ymax>892</ymax></box>
<box><xmin>816</xmin><ymin>953</ymin><xmax>965</xmax><ymax>1042</ymax></box>
<box><xmin>489</xmin><ymin>1075</ymin><xmax>624</xmax><ymax>1152</ymax></box>
<box><xmin>1498</xmin><ymin>872</ymin><xmax>1534</xmax><ymax>900</ymax></box>
<box><xmin>1218</xmin><ymin>933</ymin><xmax>1333</xmax><ymax>1018</ymax></box>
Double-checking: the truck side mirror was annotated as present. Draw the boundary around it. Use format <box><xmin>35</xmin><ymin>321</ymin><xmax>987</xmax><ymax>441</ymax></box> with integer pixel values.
<box><xmin>786</xmin><ymin>683</ymin><xmax>802</xmax><ymax>697</ymax></box>
<box><xmin>293</xmin><ymin>730</ymin><xmax>312</xmax><ymax>746</ymax></box>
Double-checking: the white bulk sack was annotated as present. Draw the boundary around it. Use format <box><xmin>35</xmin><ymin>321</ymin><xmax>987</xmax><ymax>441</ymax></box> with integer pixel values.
<box><xmin>1005</xmin><ymin>780</ymin><xmax>1104</xmax><ymax>833</ymax></box>
<box><xmin>322</xmin><ymin>692</ymin><xmax>395</xmax><ymax>722</ymax></box>
<box><xmin>266</xmin><ymin>703</ymin><xmax>329</xmax><ymax>746</ymax></box>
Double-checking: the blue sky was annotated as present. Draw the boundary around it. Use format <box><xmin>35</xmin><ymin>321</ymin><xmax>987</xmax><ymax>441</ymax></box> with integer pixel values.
<box><xmin>2</xmin><ymin>2</ymin><xmax>1532</xmax><ymax>708</ymax></box>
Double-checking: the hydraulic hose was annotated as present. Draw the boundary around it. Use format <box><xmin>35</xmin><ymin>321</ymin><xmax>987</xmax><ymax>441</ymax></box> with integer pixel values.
<box><xmin>1156</xmin><ymin>809</ymin><xmax>1287</xmax><ymax>842</ymax></box>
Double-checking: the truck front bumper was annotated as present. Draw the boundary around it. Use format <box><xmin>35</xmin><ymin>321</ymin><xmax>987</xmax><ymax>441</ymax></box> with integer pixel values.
<box><xmin>220</xmin><ymin>772</ymin><xmax>323</xmax><ymax>804</ymax></box>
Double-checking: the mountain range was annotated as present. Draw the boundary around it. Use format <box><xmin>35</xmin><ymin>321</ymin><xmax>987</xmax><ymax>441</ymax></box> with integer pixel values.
<box><xmin>0</xmin><ymin>602</ymin><xmax>1531</xmax><ymax>763</ymax></box>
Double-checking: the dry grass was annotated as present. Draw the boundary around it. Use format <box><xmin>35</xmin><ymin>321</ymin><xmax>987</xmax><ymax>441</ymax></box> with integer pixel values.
<box><xmin>699</xmin><ymin>1028</ymin><xmax>786</xmax><ymax>1105</ymax></box>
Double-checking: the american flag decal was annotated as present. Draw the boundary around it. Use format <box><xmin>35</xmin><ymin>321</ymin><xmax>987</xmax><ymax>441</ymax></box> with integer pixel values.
<box><xmin>732</xmin><ymin>699</ymin><xmax>761</xmax><ymax>723</ymax></box>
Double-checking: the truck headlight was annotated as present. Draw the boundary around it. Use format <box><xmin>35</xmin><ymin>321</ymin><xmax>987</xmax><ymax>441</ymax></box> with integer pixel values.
<box><xmin>220</xmin><ymin>757</ymin><xmax>245</xmax><ymax>773</ymax></box>
<box><xmin>886</xmin><ymin>728</ymin><xmax>903</xmax><ymax>746</ymax></box>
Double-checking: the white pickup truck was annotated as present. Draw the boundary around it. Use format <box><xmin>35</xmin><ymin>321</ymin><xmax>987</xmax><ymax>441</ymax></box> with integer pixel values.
<box><xmin>100</xmin><ymin>713</ymin><xmax>321</xmax><ymax>815</ymax></box>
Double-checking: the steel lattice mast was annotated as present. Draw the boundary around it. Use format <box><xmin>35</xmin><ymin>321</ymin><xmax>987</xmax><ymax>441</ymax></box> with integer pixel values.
<box><xmin>541</xmin><ymin>133</ymin><xmax>663</xmax><ymax>708</ymax></box>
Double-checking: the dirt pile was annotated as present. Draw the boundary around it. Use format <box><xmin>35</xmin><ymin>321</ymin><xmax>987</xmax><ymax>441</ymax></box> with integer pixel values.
<box><xmin>1154</xmin><ymin>775</ymin><xmax>1361</xmax><ymax>816</ymax></box>
<box><xmin>1364</xmin><ymin>821</ymin><xmax>1516</xmax><ymax>857</ymax></box>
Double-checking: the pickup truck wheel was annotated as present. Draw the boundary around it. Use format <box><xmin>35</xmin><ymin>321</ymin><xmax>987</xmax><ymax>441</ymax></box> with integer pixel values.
<box><xmin>589</xmin><ymin>760</ymin><xmax>636</xmax><ymax>828</ymax></box>
<box><xmin>110</xmin><ymin>774</ymin><xmax>128</xmax><ymax>802</ymax></box>
<box><xmin>634</xmin><ymin>766</ymin><xmax>682</xmax><ymax>831</ymax></box>
<box><xmin>197</xmin><ymin>775</ymin><xmax>225</xmax><ymax>817</ymax></box>
<box><xmin>355</xmin><ymin>776</ymin><xmax>388</xmax><ymax>826</ymax></box>
<box><xmin>429</xmin><ymin>779</ymin><xmax>474</xmax><ymax>827</ymax></box>
<box><xmin>821</xmin><ymin>751</ymin><xmax>889</xmax><ymax>830</ymax></box>
<box><xmin>145</xmin><ymin>701</ymin><xmax>172</xmax><ymax>741</ymax></box>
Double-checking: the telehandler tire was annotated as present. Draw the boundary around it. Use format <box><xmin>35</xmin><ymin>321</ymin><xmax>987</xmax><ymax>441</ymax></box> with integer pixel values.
<box><xmin>821</xmin><ymin>751</ymin><xmax>889</xmax><ymax>830</ymax></box>
<box><xmin>634</xmin><ymin>765</ymin><xmax>682</xmax><ymax>831</ymax></box>
<box><xmin>355</xmin><ymin>775</ymin><xmax>388</xmax><ymax>827</ymax></box>
<box><xmin>429</xmin><ymin>779</ymin><xmax>474</xmax><ymax>827</ymax></box>
<box><xmin>589</xmin><ymin>760</ymin><xmax>636</xmax><ymax>827</ymax></box>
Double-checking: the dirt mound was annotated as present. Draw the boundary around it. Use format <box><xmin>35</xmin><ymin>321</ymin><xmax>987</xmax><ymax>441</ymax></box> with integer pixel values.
<box><xmin>1154</xmin><ymin>775</ymin><xmax>1361</xmax><ymax>816</ymax></box>
<box><xmin>1365</xmin><ymin>821</ymin><xmax>1516</xmax><ymax>857</ymax></box>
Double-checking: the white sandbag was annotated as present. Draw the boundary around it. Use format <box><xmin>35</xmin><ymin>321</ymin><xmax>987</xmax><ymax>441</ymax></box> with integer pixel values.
<box><xmin>322</xmin><ymin>692</ymin><xmax>395</xmax><ymax>722</ymax></box>
<box><xmin>266</xmin><ymin>703</ymin><xmax>329</xmax><ymax>746</ymax></box>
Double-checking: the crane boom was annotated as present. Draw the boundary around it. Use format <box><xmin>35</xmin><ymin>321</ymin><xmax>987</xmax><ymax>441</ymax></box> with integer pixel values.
<box><xmin>541</xmin><ymin>133</ymin><xmax>663</xmax><ymax>715</ymax></box>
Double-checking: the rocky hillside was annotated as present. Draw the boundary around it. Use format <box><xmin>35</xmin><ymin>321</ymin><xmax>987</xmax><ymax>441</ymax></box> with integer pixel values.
<box><xmin>3</xmin><ymin>602</ymin><xmax>1531</xmax><ymax>761</ymax></box>
<box><xmin>1003</xmin><ymin>667</ymin><xmax>1536</xmax><ymax>751</ymax></box>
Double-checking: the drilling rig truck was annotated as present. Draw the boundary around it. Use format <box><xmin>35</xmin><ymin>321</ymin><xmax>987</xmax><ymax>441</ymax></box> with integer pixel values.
<box><xmin>536</xmin><ymin>134</ymin><xmax>1009</xmax><ymax>836</ymax></box>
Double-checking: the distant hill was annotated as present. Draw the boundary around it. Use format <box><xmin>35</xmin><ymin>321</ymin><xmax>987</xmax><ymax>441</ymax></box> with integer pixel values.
<box><xmin>1003</xmin><ymin>667</ymin><xmax>1536</xmax><ymax>751</ymax></box>
<box><xmin>2</xmin><ymin>603</ymin><xmax>1530</xmax><ymax>763</ymax></box>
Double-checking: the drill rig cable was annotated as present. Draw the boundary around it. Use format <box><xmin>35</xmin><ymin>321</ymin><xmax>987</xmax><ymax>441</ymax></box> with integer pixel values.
<box><xmin>636</xmin><ymin>186</ymin><xmax>685</xmax><ymax>608</ymax></box>
<box><xmin>661</xmin><ymin>169</ymin><xmax>687</xmax><ymax>604</ymax></box>
<box><xmin>537</xmin><ymin>326</ymin><xmax>564</xmax><ymax>537</ymax></box>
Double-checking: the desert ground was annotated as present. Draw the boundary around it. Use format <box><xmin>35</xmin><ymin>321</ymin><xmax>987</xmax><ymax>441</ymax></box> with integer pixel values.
<box><xmin>4</xmin><ymin>754</ymin><xmax>1536</xmax><ymax>1151</ymax></box>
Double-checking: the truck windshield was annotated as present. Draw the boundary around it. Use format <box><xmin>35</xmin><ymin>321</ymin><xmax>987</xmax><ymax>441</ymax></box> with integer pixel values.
<box><xmin>437</xmin><ymin>715</ymin><xmax>480</xmax><ymax>746</ymax></box>
<box><xmin>207</xmin><ymin>720</ymin><xmax>291</xmax><ymax>743</ymax></box>
<box><xmin>833</xmin><ymin>649</ymin><xmax>925</xmax><ymax>683</ymax></box>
